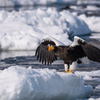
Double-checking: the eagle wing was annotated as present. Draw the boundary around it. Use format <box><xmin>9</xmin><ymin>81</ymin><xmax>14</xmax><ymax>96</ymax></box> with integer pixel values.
<box><xmin>78</xmin><ymin>39</ymin><xmax>100</xmax><ymax>62</ymax></box>
<box><xmin>35</xmin><ymin>40</ymin><xmax>57</xmax><ymax>65</ymax></box>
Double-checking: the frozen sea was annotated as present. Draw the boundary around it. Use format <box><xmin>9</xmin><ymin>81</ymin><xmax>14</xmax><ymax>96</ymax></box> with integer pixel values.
<box><xmin>0</xmin><ymin>1</ymin><xmax>100</xmax><ymax>100</ymax></box>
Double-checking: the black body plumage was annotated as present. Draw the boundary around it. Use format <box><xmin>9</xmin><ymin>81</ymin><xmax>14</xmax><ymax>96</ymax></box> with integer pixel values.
<box><xmin>35</xmin><ymin>38</ymin><xmax>100</xmax><ymax>66</ymax></box>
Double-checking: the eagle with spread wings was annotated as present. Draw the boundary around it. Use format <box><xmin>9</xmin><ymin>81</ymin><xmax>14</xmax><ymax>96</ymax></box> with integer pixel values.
<box><xmin>35</xmin><ymin>36</ymin><xmax>100</xmax><ymax>73</ymax></box>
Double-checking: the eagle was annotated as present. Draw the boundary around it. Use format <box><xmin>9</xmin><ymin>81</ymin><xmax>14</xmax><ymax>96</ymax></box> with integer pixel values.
<box><xmin>35</xmin><ymin>36</ymin><xmax>100</xmax><ymax>73</ymax></box>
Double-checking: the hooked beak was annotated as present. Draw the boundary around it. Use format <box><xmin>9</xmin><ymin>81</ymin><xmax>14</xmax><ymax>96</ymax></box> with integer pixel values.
<box><xmin>48</xmin><ymin>46</ymin><xmax>54</xmax><ymax>51</ymax></box>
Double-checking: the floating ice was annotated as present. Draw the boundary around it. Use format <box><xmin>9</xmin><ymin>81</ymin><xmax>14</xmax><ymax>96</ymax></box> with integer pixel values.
<box><xmin>0</xmin><ymin>0</ymin><xmax>77</xmax><ymax>6</ymax></box>
<box><xmin>0</xmin><ymin>0</ymin><xmax>99</xmax><ymax>7</ymax></box>
<box><xmin>77</xmin><ymin>97</ymin><xmax>100</xmax><ymax>100</ymax></box>
<box><xmin>75</xmin><ymin>70</ymin><xmax>100</xmax><ymax>81</ymax></box>
<box><xmin>77</xmin><ymin>0</ymin><xmax>100</xmax><ymax>5</ymax></box>
<box><xmin>0</xmin><ymin>8</ymin><xmax>91</xmax><ymax>51</ymax></box>
<box><xmin>96</xmin><ymin>84</ymin><xmax>100</xmax><ymax>89</ymax></box>
<box><xmin>78</xmin><ymin>14</ymin><xmax>100</xmax><ymax>32</ymax></box>
<box><xmin>75</xmin><ymin>70</ymin><xmax>100</xmax><ymax>100</ymax></box>
<box><xmin>0</xmin><ymin>66</ymin><xmax>93</xmax><ymax>100</ymax></box>
<box><xmin>60</xmin><ymin>10</ymin><xmax>91</xmax><ymax>37</ymax></box>
<box><xmin>75</xmin><ymin>70</ymin><xmax>100</xmax><ymax>77</ymax></box>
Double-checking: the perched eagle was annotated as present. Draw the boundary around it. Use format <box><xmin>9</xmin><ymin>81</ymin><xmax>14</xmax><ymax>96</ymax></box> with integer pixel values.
<box><xmin>35</xmin><ymin>36</ymin><xmax>100</xmax><ymax>73</ymax></box>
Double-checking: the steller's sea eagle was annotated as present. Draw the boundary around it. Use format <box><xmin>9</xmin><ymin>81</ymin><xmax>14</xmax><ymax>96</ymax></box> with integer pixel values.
<box><xmin>35</xmin><ymin>36</ymin><xmax>100</xmax><ymax>73</ymax></box>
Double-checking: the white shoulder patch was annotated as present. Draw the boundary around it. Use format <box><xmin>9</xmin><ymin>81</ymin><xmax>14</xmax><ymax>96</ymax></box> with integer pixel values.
<box><xmin>70</xmin><ymin>36</ymin><xmax>85</xmax><ymax>47</ymax></box>
<box><xmin>42</xmin><ymin>36</ymin><xmax>65</xmax><ymax>46</ymax></box>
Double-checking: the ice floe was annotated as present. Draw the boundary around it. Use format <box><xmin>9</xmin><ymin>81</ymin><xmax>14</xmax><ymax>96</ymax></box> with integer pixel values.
<box><xmin>0</xmin><ymin>8</ymin><xmax>91</xmax><ymax>50</ymax></box>
<box><xmin>75</xmin><ymin>70</ymin><xmax>100</xmax><ymax>100</ymax></box>
<box><xmin>78</xmin><ymin>14</ymin><xmax>100</xmax><ymax>32</ymax></box>
<box><xmin>77</xmin><ymin>0</ymin><xmax>100</xmax><ymax>5</ymax></box>
<box><xmin>77</xmin><ymin>97</ymin><xmax>100</xmax><ymax>100</ymax></box>
<box><xmin>0</xmin><ymin>0</ymin><xmax>100</xmax><ymax>7</ymax></box>
<box><xmin>96</xmin><ymin>85</ymin><xmax>100</xmax><ymax>89</ymax></box>
<box><xmin>0</xmin><ymin>65</ymin><xmax>93</xmax><ymax>100</ymax></box>
<box><xmin>75</xmin><ymin>70</ymin><xmax>100</xmax><ymax>77</ymax></box>
<box><xmin>0</xmin><ymin>0</ymin><xmax>77</xmax><ymax>7</ymax></box>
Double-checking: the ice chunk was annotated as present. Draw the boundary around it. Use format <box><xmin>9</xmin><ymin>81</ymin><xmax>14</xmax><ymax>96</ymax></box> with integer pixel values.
<box><xmin>77</xmin><ymin>97</ymin><xmax>100</xmax><ymax>100</ymax></box>
<box><xmin>60</xmin><ymin>10</ymin><xmax>91</xmax><ymax>36</ymax></box>
<box><xmin>95</xmin><ymin>84</ymin><xmax>100</xmax><ymax>89</ymax></box>
<box><xmin>0</xmin><ymin>0</ymin><xmax>77</xmax><ymax>6</ymax></box>
<box><xmin>78</xmin><ymin>14</ymin><xmax>100</xmax><ymax>32</ymax></box>
<box><xmin>75</xmin><ymin>70</ymin><xmax>100</xmax><ymax>80</ymax></box>
<box><xmin>0</xmin><ymin>66</ymin><xmax>93</xmax><ymax>100</ymax></box>
<box><xmin>0</xmin><ymin>8</ymin><xmax>91</xmax><ymax>50</ymax></box>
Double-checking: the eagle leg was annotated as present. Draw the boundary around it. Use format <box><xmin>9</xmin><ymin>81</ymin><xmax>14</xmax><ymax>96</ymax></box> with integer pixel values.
<box><xmin>64</xmin><ymin>63</ymin><xmax>72</xmax><ymax>73</ymax></box>
<box><xmin>64</xmin><ymin>63</ymin><xmax>75</xmax><ymax>74</ymax></box>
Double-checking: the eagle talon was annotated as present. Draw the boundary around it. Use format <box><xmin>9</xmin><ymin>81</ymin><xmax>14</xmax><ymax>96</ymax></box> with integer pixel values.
<box><xmin>66</xmin><ymin>70</ymin><xmax>73</xmax><ymax>73</ymax></box>
<box><xmin>66</xmin><ymin>70</ymin><xmax>75</xmax><ymax>74</ymax></box>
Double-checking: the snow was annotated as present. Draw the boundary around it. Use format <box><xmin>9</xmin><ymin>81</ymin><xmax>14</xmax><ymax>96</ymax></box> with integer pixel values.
<box><xmin>75</xmin><ymin>70</ymin><xmax>100</xmax><ymax>100</ymax></box>
<box><xmin>71</xmin><ymin>70</ymin><xmax>100</xmax><ymax>100</ymax></box>
<box><xmin>70</xmin><ymin>5</ymin><xmax>100</xmax><ymax>11</ymax></box>
<box><xmin>0</xmin><ymin>8</ymin><xmax>91</xmax><ymax>51</ymax></box>
<box><xmin>77</xmin><ymin>0</ymin><xmax>100</xmax><ymax>4</ymax></box>
<box><xmin>0</xmin><ymin>65</ymin><xmax>93</xmax><ymax>100</ymax></box>
<box><xmin>78</xmin><ymin>14</ymin><xmax>100</xmax><ymax>32</ymax></box>
<box><xmin>60</xmin><ymin>11</ymin><xmax>91</xmax><ymax>37</ymax></box>
<box><xmin>75</xmin><ymin>70</ymin><xmax>100</xmax><ymax>81</ymax></box>
<box><xmin>85</xmin><ymin>5</ymin><xmax>100</xmax><ymax>11</ymax></box>
<box><xmin>77</xmin><ymin>98</ymin><xmax>100</xmax><ymax>100</ymax></box>
<box><xmin>0</xmin><ymin>0</ymin><xmax>77</xmax><ymax>7</ymax></box>
<box><xmin>71</xmin><ymin>5</ymin><xmax>100</xmax><ymax>33</ymax></box>
<box><xmin>96</xmin><ymin>85</ymin><xmax>100</xmax><ymax>89</ymax></box>
<box><xmin>75</xmin><ymin>70</ymin><xmax>100</xmax><ymax>77</ymax></box>
<box><xmin>73</xmin><ymin>12</ymin><xmax>100</xmax><ymax>41</ymax></box>
<box><xmin>0</xmin><ymin>3</ymin><xmax>100</xmax><ymax>100</ymax></box>
<box><xmin>1</xmin><ymin>0</ymin><xmax>100</xmax><ymax>7</ymax></box>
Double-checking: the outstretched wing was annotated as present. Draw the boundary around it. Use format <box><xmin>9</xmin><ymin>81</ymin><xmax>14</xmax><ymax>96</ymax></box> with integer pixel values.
<box><xmin>78</xmin><ymin>39</ymin><xmax>100</xmax><ymax>62</ymax></box>
<box><xmin>35</xmin><ymin>40</ymin><xmax>57</xmax><ymax>65</ymax></box>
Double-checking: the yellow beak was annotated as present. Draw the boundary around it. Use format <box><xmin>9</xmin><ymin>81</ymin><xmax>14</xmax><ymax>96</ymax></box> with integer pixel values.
<box><xmin>48</xmin><ymin>46</ymin><xmax>54</xmax><ymax>51</ymax></box>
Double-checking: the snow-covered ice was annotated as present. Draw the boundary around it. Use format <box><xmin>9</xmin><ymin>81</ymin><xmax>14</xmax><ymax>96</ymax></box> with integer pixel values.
<box><xmin>78</xmin><ymin>14</ymin><xmax>100</xmax><ymax>32</ymax></box>
<box><xmin>0</xmin><ymin>3</ymin><xmax>100</xmax><ymax>100</ymax></box>
<box><xmin>77</xmin><ymin>98</ymin><xmax>100</xmax><ymax>100</ymax></box>
<box><xmin>0</xmin><ymin>65</ymin><xmax>93</xmax><ymax>100</ymax></box>
<box><xmin>0</xmin><ymin>0</ymin><xmax>77</xmax><ymax>7</ymax></box>
<box><xmin>0</xmin><ymin>0</ymin><xmax>100</xmax><ymax>7</ymax></box>
<box><xmin>73</xmin><ymin>12</ymin><xmax>100</xmax><ymax>41</ymax></box>
<box><xmin>0</xmin><ymin>8</ymin><xmax>91</xmax><ymax>51</ymax></box>
<box><xmin>77</xmin><ymin>0</ymin><xmax>100</xmax><ymax>5</ymax></box>
<box><xmin>75</xmin><ymin>70</ymin><xmax>100</xmax><ymax>80</ymax></box>
<box><xmin>96</xmin><ymin>85</ymin><xmax>100</xmax><ymax>89</ymax></box>
<box><xmin>75</xmin><ymin>70</ymin><xmax>100</xmax><ymax>99</ymax></box>
<box><xmin>76</xmin><ymin>70</ymin><xmax>100</xmax><ymax>77</ymax></box>
<box><xmin>70</xmin><ymin>5</ymin><xmax>100</xmax><ymax>11</ymax></box>
<box><xmin>77</xmin><ymin>97</ymin><xmax>100</xmax><ymax>100</ymax></box>
<box><xmin>75</xmin><ymin>70</ymin><xmax>100</xmax><ymax>100</ymax></box>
